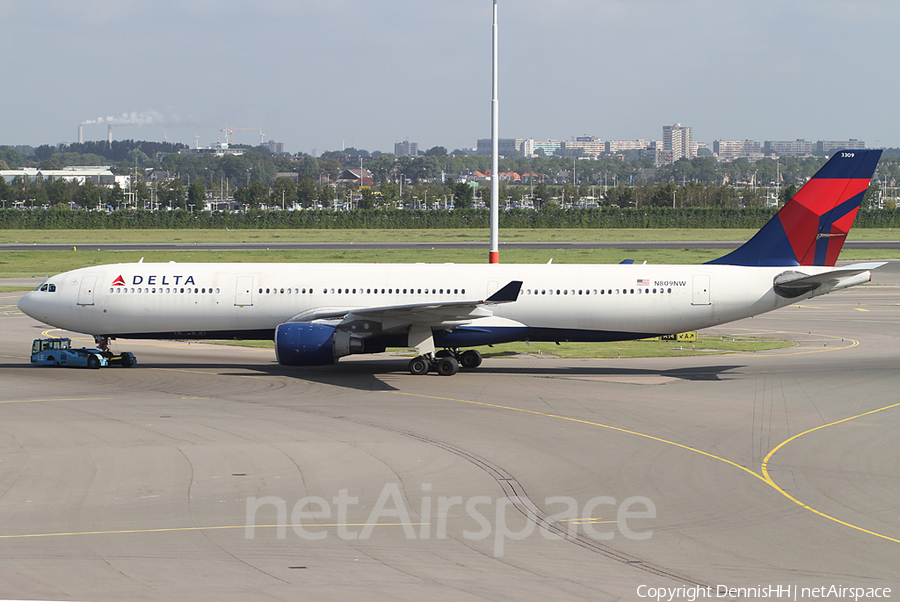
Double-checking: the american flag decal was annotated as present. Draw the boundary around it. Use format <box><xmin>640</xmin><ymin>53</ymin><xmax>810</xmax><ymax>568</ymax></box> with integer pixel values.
<box><xmin>637</xmin><ymin>279</ymin><xmax>649</xmax><ymax>286</ymax></box>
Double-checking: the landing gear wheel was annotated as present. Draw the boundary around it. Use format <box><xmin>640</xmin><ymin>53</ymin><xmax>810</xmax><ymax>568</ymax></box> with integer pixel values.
<box><xmin>435</xmin><ymin>356</ymin><xmax>459</xmax><ymax>376</ymax></box>
<box><xmin>459</xmin><ymin>349</ymin><xmax>482</xmax><ymax>369</ymax></box>
<box><xmin>408</xmin><ymin>355</ymin><xmax>430</xmax><ymax>375</ymax></box>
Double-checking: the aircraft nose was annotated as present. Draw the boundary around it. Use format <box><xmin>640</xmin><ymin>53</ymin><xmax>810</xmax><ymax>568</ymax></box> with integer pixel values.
<box><xmin>17</xmin><ymin>291</ymin><xmax>36</xmax><ymax>318</ymax></box>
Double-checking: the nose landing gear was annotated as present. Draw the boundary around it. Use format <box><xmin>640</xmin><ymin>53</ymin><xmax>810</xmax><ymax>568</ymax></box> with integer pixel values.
<box><xmin>93</xmin><ymin>335</ymin><xmax>137</xmax><ymax>368</ymax></box>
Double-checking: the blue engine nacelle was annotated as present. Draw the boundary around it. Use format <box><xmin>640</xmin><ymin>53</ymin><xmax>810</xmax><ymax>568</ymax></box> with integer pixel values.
<box><xmin>275</xmin><ymin>323</ymin><xmax>365</xmax><ymax>366</ymax></box>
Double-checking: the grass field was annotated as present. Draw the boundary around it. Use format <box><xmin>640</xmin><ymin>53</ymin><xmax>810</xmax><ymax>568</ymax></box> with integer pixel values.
<box><xmin>0</xmin><ymin>248</ymin><xmax>729</xmax><ymax>278</ymax></box>
<box><xmin>2</xmin><ymin>248</ymin><xmax>898</xmax><ymax>280</ymax></box>
<box><xmin>2</xmin><ymin>227</ymin><xmax>900</xmax><ymax>245</ymax></box>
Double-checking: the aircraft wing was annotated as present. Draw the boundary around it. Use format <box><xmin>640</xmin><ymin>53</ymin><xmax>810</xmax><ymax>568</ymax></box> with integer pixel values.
<box><xmin>286</xmin><ymin>280</ymin><xmax>523</xmax><ymax>333</ymax></box>
<box><xmin>774</xmin><ymin>262</ymin><xmax>885</xmax><ymax>298</ymax></box>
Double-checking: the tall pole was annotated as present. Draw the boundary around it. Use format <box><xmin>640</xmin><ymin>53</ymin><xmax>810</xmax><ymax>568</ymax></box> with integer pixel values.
<box><xmin>489</xmin><ymin>0</ymin><xmax>500</xmax><ymax>264</ymax></box>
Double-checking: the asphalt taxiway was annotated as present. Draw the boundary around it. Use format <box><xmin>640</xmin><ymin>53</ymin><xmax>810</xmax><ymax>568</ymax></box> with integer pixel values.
<box><xmin>1</xmin><ymin>268</ymin><xmax>899</xmax><ymax>601</ymax></box>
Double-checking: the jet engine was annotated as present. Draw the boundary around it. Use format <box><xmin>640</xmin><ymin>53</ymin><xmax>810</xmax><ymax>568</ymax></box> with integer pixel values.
<box><xmin>274</xmin><ymin>322</ymin><xmax>365</xmax><ymax>366</ymax></box>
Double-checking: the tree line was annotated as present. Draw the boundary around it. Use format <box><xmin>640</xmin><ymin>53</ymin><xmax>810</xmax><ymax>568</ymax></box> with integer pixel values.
<box><xmin>1</xmin><ymin>171</ymin><xmax>889</xmax><ymax>214</ymax></box>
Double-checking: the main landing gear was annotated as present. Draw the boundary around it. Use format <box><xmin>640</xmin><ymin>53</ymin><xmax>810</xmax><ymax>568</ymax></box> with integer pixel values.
<box><xmin>407</xmin><ymin>349</ymin><xmax>482</xmax><ymax>376</ymax></box>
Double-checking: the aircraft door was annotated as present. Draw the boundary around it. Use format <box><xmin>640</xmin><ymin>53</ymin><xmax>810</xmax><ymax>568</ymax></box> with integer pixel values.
<box><xmin>235</xmin><ymin>276</ymin><xmax>254</xmax><ymax>307</ymax></box>
<box><xmin>692</xmin><ymin>274</ymin><xmax>710</xmax><ymax>306</ymax></box>
<box><xmin>77</xmin><ymin>275</ymin><xmax>98</xmax><ymax>306</ymax></box>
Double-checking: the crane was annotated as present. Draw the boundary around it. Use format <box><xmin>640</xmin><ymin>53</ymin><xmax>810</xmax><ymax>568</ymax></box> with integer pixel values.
<box><xmin>218</xmin><ymin>125</ymin><xmax>262</xmax><ymax>146</ymax></box>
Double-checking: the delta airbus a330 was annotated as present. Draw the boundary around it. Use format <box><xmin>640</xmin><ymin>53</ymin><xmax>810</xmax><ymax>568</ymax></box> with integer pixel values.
<box><xmin>18</xmin><ymin>149</ymin><xmax>883</xmax><ymax>376</ymax></box>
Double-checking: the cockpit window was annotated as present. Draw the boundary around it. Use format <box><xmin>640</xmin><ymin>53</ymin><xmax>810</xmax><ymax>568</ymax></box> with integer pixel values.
<box><xmin>39</xmin><ymin>284</ymin><xmax>48</xmax><ymax>291</ymax></box>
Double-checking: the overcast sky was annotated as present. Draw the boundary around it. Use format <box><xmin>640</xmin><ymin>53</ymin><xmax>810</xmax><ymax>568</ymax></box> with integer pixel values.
<box><xmin>2</xmin><ymin>0</ymin><xmax>898</xmax><ymax>154</ymax></box>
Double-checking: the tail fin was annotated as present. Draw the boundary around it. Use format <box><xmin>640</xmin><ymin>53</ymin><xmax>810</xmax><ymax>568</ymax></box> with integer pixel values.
<box><xmin>708</xmin><ymin>149</ymin><xmax>882</xmax><ymax>267</ymax></box>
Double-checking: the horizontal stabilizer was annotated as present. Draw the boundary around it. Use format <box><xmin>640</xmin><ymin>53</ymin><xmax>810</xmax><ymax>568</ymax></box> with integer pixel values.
<box><xmin>774</xmin><ymin>262</ymin><xmax>885</xmax><ymax>298</ymax></box>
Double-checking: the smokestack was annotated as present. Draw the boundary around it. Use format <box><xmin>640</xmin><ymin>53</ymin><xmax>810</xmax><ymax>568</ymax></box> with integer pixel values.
<box><xmin>78</xmin><ymin>125</ymin><xmax>83</xmax><ymax>144</ymax></box>
<box><xmin>107</xmin><ymin>124</ymin><xmax>113</xmax><ymax>146</ymax></box>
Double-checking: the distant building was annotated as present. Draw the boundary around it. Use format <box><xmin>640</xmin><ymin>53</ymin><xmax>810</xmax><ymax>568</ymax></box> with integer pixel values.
<box><xmin>607</xmin><ymin>139</ymin><xmax>654</xmax><ymax>153</ymax></box>
<box><xmin>0</xmin><ymin>166</ymin><xmax>128</xmax><ymax>188</ymax></box>
<box><xmin>178</xmin><ymin>142</ymin><xmax>244</xmax><ymax>157</ymax></box>
<box><xmin>762</xmin><ymin>139</ymin><xmax>814</xmax><ymax>157</ymax></box>
<box><xmin>713</xmin><ymin>140</ymin><xmax>762</xmax><ymax>161</ymax></box>
<box><xmin>662</xmin><ymin>123</ymin><xmax>693</xmax><ymax>162</ymax></box>
<box><xmin>264</xmin><ymin>140</ymin><xmax>284</xmax><ymax>154</ymax></box>
<box><xmin>338</xmin><ymin>169</ymin><xmax>374</xmax><ymax>186</ymax></box>
<box><xmin>394</xmin><ymin>140</ymin><xmax>418</xmax><ymax>157</ymax></box>
<box><xmin>532</xmin><ymin>140</ymin><xmax>560</xmax><ymax>157</ymax></box>
<box><xmin>477</xmin><ymin>138</ymin><xmax>534</xmax><ymax>158</ymax></box>
<box><xmin>817</xmin><ymin>139</ymin><xmax>866</xmax><ymax>154</ymax></box>
<box><xmin>562</xmin><ymin>137</ymin><xmax>605</xmax><ymax>156</ymax></box>
<box><xmin>275</xmin><ymin>172</ymin><xmax>299</xmax><ymax>183</ymax></box>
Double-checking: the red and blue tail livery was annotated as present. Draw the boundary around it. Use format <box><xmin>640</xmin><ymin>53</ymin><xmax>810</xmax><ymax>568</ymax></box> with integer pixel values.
<box><xmin>709</xmin><ymin>149</ymin><xmax>882</xmax><ymax>267</ymax></box>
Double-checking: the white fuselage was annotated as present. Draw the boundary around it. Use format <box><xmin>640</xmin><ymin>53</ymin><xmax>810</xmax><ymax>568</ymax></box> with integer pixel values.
<box><xmin>17</xmin><ymin>261</ymin><xmax>830</xmax><ymax>343</ymax></box>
